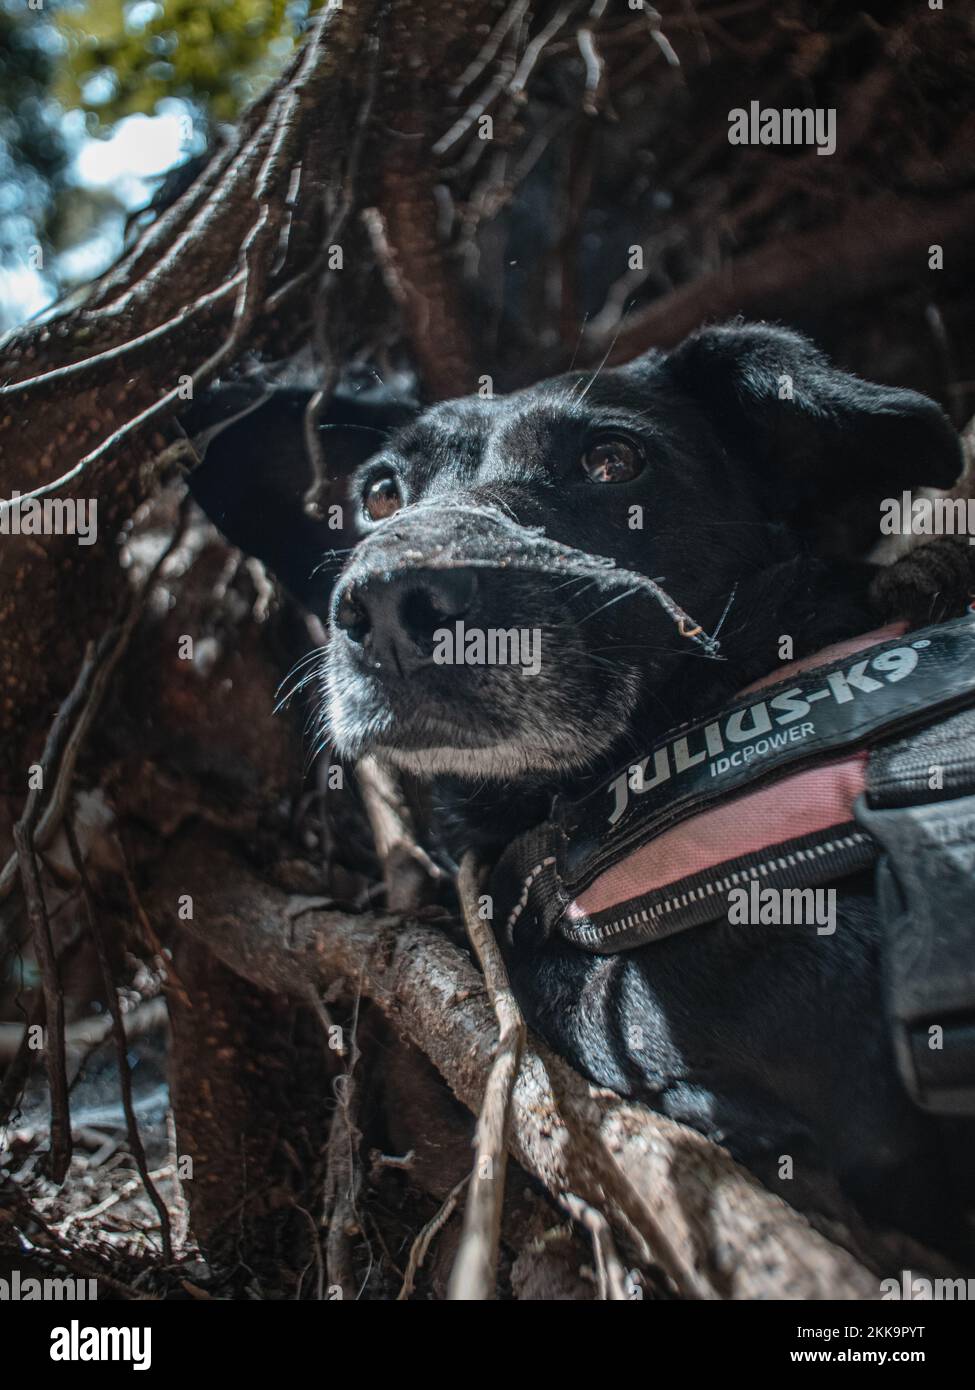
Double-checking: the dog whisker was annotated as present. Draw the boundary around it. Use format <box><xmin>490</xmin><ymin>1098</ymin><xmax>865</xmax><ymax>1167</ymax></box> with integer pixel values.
<box><xmin>276</xmin><ymin>648</ymin><xmax>328</xmax><ymax>710</ymax></box>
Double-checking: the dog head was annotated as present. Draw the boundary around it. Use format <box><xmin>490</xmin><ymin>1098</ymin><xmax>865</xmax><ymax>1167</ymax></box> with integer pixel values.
<box><xmin>324</xmin><ymin>322</ymin><xmax>961</xmax><ymax>785</ymax></box>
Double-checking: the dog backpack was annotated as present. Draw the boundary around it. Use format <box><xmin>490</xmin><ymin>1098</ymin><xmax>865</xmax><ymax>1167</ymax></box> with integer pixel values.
<box><xmin>492</xmin><ymin>612</ymin><xmax>975</xmax><ymax>1115</ymax></box>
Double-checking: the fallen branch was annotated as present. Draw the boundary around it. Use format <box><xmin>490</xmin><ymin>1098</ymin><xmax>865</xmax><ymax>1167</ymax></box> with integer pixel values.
<box><xmin>0</xmin><ymin>997</ymin><xmax>167</xmax><ymax>1069</ymax></box>
<box><xmin>156</xmin><ymin>834</ymin><xmax>882</xmax><ymax>1300</ymax></box>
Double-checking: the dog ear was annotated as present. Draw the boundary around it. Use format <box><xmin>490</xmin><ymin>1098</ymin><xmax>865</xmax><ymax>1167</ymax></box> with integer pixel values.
<box><xmin>661</xmin><ymin>321</ymin><xmax>962</xmax><ymax>535</ymax></box>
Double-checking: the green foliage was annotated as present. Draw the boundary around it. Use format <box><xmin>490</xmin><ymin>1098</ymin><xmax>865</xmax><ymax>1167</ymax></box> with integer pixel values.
<box><xmin>55</xmin><ymin>0</ymin><xmax>317</xmax><ymax>126</ymax></box>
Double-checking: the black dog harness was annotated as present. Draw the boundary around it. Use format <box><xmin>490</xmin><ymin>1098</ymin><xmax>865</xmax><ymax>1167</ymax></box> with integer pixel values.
<box><xmin>495</xmin><ymin>613</ymin><xmax>975</xmax><ymax>1115</ymax></box>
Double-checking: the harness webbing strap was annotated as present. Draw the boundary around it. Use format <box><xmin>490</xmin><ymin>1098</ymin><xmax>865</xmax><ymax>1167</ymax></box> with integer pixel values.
<box><xmin>555</xmin><ymin>614</ymin><xmax>975</xmax><ymax>901</ymax></box>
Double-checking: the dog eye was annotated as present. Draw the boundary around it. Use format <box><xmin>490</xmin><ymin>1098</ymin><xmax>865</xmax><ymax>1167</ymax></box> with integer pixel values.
<box><xmin>581</xmin><ymin>437</ymin><xmax>643</xmax><ymax>483</ymax></box>
<box><xmin>363</xmin><ymin>474</ymin><xmax>403</xmax><ymax>521</ymax></box>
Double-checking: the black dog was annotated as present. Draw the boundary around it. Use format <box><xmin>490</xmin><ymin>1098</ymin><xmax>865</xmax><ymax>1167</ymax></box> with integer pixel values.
<box><xmin>315</xmin><ymin>321</ymin><xmax>975</xmax><ymax>1261</ymax></box>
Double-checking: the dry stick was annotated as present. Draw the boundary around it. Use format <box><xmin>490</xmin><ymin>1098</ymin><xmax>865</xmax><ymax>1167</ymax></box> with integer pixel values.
<box><xmin>398</xmin><ymin>1174</ymin><xmax>470</xmax><ymax>1300</ymax></box>
<box><xmin>356</xmin><ymin>756</ymin><xmax>442</xmax><ymax>912</ymax></box>
<box><xmin>447</xmin><ymin>852</ymin><xmax>527</xmax><ymax>1301</ymax></box>
<box><xmin>577</xmin><ymin>0</ymin><xmax>610</xmax><ymax>116</ymax></box>
<box><xmin>0</xmin><ymin>517</ymin><xmax>189</xmax><ymax>1134</ymax></box>
<box><xmin>576</xmin><ymin>27</ymin><xmax>605</xmax><ymax>116</ymax></box>
<box><xmin>560</xmin><ymin>1192</ymin><xmax>629</xmax><ymax>1301</ymax></box>
<box><xmin>509</xmin><ymin>0</ymin><xmax>584</xmax><ymax>97</ymax></box>
<box><xmin>434</xmin><ymin>0</ymin><xmax>531</xmax><ymax>158</ymax></box>
<box><xmin>56</xmin><ymin>1166</ymin><xmax>174</xmax><ymax>1236</ymax></box>
<box><xmin>63</xmin><ymin>817</ymin><xmax>173</xmax><ymax>1263</ymax></box>
<box><xmin>452</xmin><ymin>0</ymin><xmax>531</xmax><ymax>97</ymax></box>
<box><xmin>0</xmin><ymin>640</ymin><xmax>103</xmax><ymax>906</ymax></box>
<box><xmin>322</xmin><ymin>986</ymin><xmax>366</xmax><ymax>1300</ymax></box>
<box><xmin>11</xmin><ymin>821</ymin><xmax>70</xmax><ymax>1182</ymax></box>
<box><xmin>0</xmin><ymin>996</ymin><xmax>167</xmax><ymax>1066</ymax></box>
<box><xmin>323</xmin><ymin>1072</ymin><xmax>363</xmax><ymax>1299</ymax></box>
<box><xmin>433</xmin><ymin>67</ymin><xmax>515</xmax><ymax>159</ymax></box>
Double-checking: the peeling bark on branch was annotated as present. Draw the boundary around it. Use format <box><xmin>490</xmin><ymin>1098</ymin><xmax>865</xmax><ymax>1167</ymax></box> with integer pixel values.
<box><xmin>156</xmin><ymin>835</ymin><xmax>882</xmax><ymax>1300</ymax></box>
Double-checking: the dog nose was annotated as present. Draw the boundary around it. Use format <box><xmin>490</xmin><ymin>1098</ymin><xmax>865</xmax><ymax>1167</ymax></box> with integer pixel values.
<box><xmin>335</xmin><ymin>567</ymin><xmax>478</xmax><ymax>674</ymax></box>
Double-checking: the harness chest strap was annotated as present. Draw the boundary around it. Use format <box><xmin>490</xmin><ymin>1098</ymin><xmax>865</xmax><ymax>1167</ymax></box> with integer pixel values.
<box><xmin>493</xmin><ymin>613</ymin><xmax>975</xmax><ymax>1114</ymax></box>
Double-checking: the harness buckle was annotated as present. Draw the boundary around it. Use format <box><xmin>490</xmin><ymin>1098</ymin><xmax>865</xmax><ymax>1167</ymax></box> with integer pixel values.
<box><xmin>854</xmin><ymin>793</ymin><xmax>975</xmax><ymax>1115</ymax></box>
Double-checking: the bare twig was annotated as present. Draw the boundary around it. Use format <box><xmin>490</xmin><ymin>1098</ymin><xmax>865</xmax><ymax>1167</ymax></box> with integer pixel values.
<box><xmin>447</xmin><ymin>852</ymin><xmax>526</xmax><ymax>1301</ymax></box>
<box><xmin>0</xmin><ymin>1182</ymin><xmax>157</xmax><ymax>1299</ymax></box>
<box><xmin>398</xmin><ymin>1174</ymin><xmax>469</xmax><ymax>1300</ymax></box>
<box><xmin>0</xmin><ymin>997</ymin><xmax>167</xmax><ymax>1067</ymax></box>
<box><xmin>577</xmin><ymin>27</ymin><xmax>606</xmax><ymax>116</ymax></box>
<box><xmin>451</xmin><ymin>0</ymin><xmax>530</xmax><ymax>99</ymax></box>
<box><xmin>322</xmin><ymin>992</ymin><xmax>366</xmax><ymax>1300</ymax></box>
<box><xmin>509</xmin><ymin>1</ymin><xmax>582</xmax><ymax>98</ymax></box>
<box><xmin>356</xmin><ymin>755</ymin><xmax>442</xmax><ymax>912</ymax></box>
<box><xmin>560</xmin><ymin>1192</ymin><xmax>629</xmax><ymax>1300</ymax></box>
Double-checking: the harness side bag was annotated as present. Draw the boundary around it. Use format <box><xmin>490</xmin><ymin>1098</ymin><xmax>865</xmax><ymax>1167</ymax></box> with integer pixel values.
<box><xmin>856</xmin><ymin>706</ymin><xmax>975</xmax><ymax>1114</ymax></box>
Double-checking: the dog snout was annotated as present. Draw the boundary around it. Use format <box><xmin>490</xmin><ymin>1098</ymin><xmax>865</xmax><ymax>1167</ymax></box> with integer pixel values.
<box><xmin>335</xmin><ymin>567</ymin><xmax>478</xmax><ymax>675</ymax></box>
